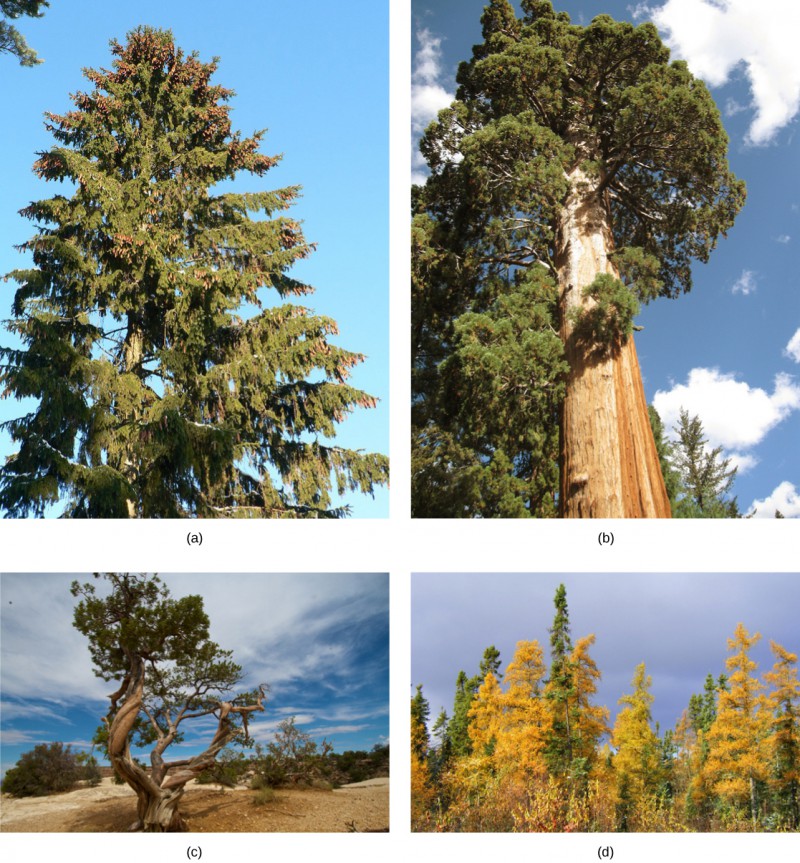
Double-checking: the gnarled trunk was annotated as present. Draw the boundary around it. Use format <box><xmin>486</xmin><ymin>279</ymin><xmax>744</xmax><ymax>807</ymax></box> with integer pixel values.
<box><xmin>136</xmin><ymin>786</ymin><xmax>187</xmax><ymax>832</ymax></box>
<box><xmin>555</xmin><ymin>164</ymin><xmax>671</xmax><ymax>518</ymax></box>
<box><xmin>104</xmin><ymin>655</ymin><xmax>267</xmax><ymax>831</ymax></box>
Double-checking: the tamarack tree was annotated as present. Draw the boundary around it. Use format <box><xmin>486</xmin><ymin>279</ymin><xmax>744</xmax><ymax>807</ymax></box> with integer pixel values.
<box><xmin>412</xmin><ymin>0</ymin><xmax>744</xmax><ymax>517</ymax></box>
<box><xmin>1</xmin><ymin>26</ymin><xmax>388</xmax><ymax>518</ymax></box>
<box><xmin>71</xmin><ymin>573</ymin><xmax>266</xmax><ymax>832</ymax></box>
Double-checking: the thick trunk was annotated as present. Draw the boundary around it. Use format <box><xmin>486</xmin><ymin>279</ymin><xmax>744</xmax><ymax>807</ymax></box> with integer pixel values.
<box><xmin>555</xmin><ymin>164</ymin><xmax>671</xmax><ymax>518</ymax></box>
<box><xmin>136</xmin><ymin>786</ymin><xmax>187</xmax><ymax>832</ymax></box>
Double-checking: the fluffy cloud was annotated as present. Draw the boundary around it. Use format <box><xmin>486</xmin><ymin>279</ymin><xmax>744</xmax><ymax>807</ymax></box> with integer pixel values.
<box><xmin>411</xmin><ymin>28</ymin><xmax>455</xmax><ymax>185</ymax></box>
<box><xmin>748</xmin><ymin>481</ymin><xmax>800</xmax><ymax>517</ymax></box>
<box><xmin>731</xmin><ymin>269</ymin><xmax>757</xmax><ymax>295</ymax></box>
<box><xmin>653</xmin><ymin>367</ymin><xmax>800</xmax><ymax>450</ymax></box>
<box><xmin>785</xmin><ymin>327</ymin><xmax>800</xmax><ymax>363</ymax></box>
<box><xmin>411</xmin><ymin>28</ymin><xmax>454</xmax><ymax>135</ymax></box>
<box><xmin>649</xmin><ymin>0</ymin><xmax>800</xmax><ymax>145</ymax></box>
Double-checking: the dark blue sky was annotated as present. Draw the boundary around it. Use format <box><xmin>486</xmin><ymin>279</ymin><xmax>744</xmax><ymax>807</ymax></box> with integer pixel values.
<box><xmin>0</xmin><ymin>572</ymin><xmax>389</xmax><ymax>777</ymax></box>
<box><xmin>411</xmin><ymin>571</ymin><xmax>800</xmax><ymax>738</ymax></box>
<box><xmin>412</xmin><ymin>0</ymin><xmax>800</xmax><ymax>517</ymax></box>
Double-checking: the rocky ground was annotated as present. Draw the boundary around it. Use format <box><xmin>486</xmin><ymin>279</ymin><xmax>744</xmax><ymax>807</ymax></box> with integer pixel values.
<box><xmin>0</xmin><ymin>777</ymin><xmax>389</xmax><ymax>832</ymax></box>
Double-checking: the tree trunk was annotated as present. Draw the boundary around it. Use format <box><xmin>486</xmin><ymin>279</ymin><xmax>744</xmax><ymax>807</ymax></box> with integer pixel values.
<box><xmin>555</xmin><ymin>164</ymin><xmax>671</xmax><ymax>518</ymax></box>
<box><xmin>122</xmin><ymin>313</ymin><xmax>144</xmax><ymax>517</ymax></box>
<box><xmin>136</xmin><ymin>786</ymin><xmax>187</xmax><ymax>832</ymax></box>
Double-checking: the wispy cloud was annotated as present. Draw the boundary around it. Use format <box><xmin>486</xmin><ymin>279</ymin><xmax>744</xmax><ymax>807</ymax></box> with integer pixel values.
<box><xmin>731</xmin><ymin>269</ymin><xmax>758</xmax><ymax>295</ymax></box>
<box><xmin>785</xmin><ymin>328</ymin><xmax>800</xmax><ymax>363</ymax></box>
<box><xmin>411</xmin><ymin>28</ymin><xmax>455</xmax><ymax>184</ymax></box>
<box><xmin>774</xmin><ymin>234</ymin><xmax>792</xmax><ymax>244</ymax></box>
<box><xmin>411</xmin><ymin>28</ymin><xmax>454</xmax><ymax>135</ymax></box>
<box><xmin>648</xmin><ymin>0</ymin><xmax>800</xmax><ymax>145</ymax></box>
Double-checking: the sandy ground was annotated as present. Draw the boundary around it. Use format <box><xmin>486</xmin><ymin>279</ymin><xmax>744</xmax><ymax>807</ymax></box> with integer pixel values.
<box><xmin>0</xmin><ymin>777</ymin><xmax>390</xmax><ymax>832</ymax></box>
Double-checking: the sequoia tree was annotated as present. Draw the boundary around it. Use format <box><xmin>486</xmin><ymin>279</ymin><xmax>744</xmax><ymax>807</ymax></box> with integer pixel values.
<box><xmin>412</xmin><ymin>0</ymin><xmax>744</xmax><ymax>517</ymax></box>
<box><xmin>71</xmin><ymin>572</ymin><xmax>266</xmax><ymax>832</ymax></box>
<box><xmin>1</xmin><ymin>26</ymin><xmax>388</xmax><ymax>518</ymax></box>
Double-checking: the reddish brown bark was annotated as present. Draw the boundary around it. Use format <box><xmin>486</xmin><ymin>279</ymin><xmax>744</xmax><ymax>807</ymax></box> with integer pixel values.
<box><xmin>555</xmin><ymin>165</ymin><xmax>671</xmax><ymax>518</ymax></box>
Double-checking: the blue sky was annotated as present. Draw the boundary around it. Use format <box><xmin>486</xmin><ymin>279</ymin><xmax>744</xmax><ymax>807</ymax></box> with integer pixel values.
<box><xmin>0</xmin><ymin>0</ymin><xmax>389</xmax><ymax>518</ymax></box>
<box><xmin>0</xmin><ymin>572</ymin><xmax>389</xmax><ymax>778</ymax></box>
<box><xmin>412</xmin><ymin>571</ymin><xmax>800</xmax><ymax>736</ymax></box>
<box><xmin>412</xmin><ymin>0</ymin><xmax>800</xmax><ymax>517</ymax></box>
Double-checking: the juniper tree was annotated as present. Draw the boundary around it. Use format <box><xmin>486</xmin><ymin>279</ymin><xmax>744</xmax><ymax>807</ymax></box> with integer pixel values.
<box><xmin>71</xmin><ymin>572</ymin><xmax>267</xmax><ymax>832</ymax></box>
<box><xmin>1</xmin><ymin>26</ymin><xmax>388</xmax><ymax>517</ymax></box>
<box><xmin>412</xmin><ymin>0</ymin><xmax>745</xmax><ymax>517</ymax></box>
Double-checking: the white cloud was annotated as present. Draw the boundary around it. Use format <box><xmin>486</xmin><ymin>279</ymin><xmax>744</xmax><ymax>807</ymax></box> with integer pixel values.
<box><xmin>724</xmin><ymin>97</ymin><xmax>748</xmax><ymax>117</ymax></box>
<box><xmin>653</xmin><ymin>367</ymin><xmax>800</xmax><ymax>450</ymax></box>
<box><xmin>727</xmin><ymin>452</ymin><xmax>758</xmax><ymax>474</ymax></box>
<box><xmin>775</xmin><ymin>234</ymin><xmax>792</xmax><ymax>243</ymax></box>
<box><xmin>1</xmin><ymin>573</ymin><xmax>388</xmax><ymax>702</ymax></box>
<box><xmin>651</xmin><ymin>0</ymin><xmax>800</xmax><ymax>145</ymax></box>
<box><xmin>786</xmin><ymin>327</ymin><xmax>800</xmax><ymax>362</ymax></box>
<box><xmin>731</xmin><ymin>268</ymin><xmax>757</xmax><ymax>295</ymax></box>
<box><xmin>411</xmin><ymin>28</ymin><xmax>455</xmax><ymax>135</ymax></box>
<box><xmin>411</xmin><ymin>28</ymin><xmax>456</xmax><ymax>185</ymax></box>
<box><xmin>748</xmin><ymin>481</ymin><xmax>800</xmax><ymax>517</ymax></box>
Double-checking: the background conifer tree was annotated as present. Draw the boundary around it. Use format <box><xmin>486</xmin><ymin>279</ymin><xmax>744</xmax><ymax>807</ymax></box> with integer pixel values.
<box><xmin>670</xmin><ymin>409</ymin><xmax>739</xmax><ymax>518</ymax></box>
<box><xmin>0</xmin><ymin>1</ymin><xmax>48</xmax><ymax>66</ymax></box>
<box><xmin>1</xmin><ymin>26</ymin><xmax>388</xmax><ymax>518</ymax></box>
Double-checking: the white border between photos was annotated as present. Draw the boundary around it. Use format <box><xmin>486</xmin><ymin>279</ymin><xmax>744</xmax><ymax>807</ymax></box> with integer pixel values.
<box><xmin>1</xmin><ymin>0</ymin><xmax>798</xmax><ymax>861</ymax></box>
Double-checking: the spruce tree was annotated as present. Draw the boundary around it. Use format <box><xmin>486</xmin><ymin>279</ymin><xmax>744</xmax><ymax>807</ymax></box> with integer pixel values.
<box><xmin>544</xmin><ymin>583</ymin><xmax>579</xmax><ymax>776</ymax></box>
<box><xmin>1</xmin><ymin>27</ymin><xmax>388</xmax><ymax>518</ymax></box>
<box><xmin>412</xmin><ymin>0</ymin><xmax>745</xmax><ymax>517</ymax></box>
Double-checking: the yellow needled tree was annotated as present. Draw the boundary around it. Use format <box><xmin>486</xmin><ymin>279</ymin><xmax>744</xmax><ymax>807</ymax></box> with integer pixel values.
<box><xmin>703</xmin><ymin>624</ymin><xmax>768</xmax><ymax>827</ymax></box>
<box><xmin>763</xmin><ymin>642</ymin><xmax>800</xmax><ymax>829</ymax></box>
<box><xmin>611</xmin><ymin>662</ymin><xmax>661</xmax><ymax>830</ymax></box>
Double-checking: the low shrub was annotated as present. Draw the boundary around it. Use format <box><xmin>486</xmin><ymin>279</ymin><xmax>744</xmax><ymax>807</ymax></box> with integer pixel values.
<box><xmin>1</xmin><ymin>742</ymin><xmax>83</xmax><ymax>798</ymax></box>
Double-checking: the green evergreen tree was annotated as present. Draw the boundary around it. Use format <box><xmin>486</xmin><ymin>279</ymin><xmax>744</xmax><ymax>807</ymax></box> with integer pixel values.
<box><xmin>544</xmin><ymin>583</ymin><xmax>579</xmax><ymax>776</ymax></box>
<box><xmin>648</xmin><ymin>405</ymin><xmax>682</xmax><ymax>512</ymax></box>
<box><xmin>0</xmin><ymin>1</ymin><xmax>48</xmax><ymax>66</ymax></box>
<box><xmin>1</xmin><ymin>27</ymin><xmax>388</xmax><ymax>518</ymax></box>
<box><xmin>448</xmin><ymin>669</ymin><xmax>481</xmax><ymax>758</ymax></box>
<box><xmin>671</xmin><ymin>409</ymin><xmax>739</xmax><ymax>518</ymax></box>
<box><xmin>412</xmin><ymin>0</ymin><xmax>744</xmax><ymax>518</ymax></box>
<box><xmin>411</xmin><ymin>684</ymin><xmax>431</xmax><ymax>761</ymax></box>
<box><xmin>479</xmin><ymin>644</ymin><xmax>502</xmax><ymax>679</ymax></box>
<box><xmin>430</xmin><ymin>707</ymin><xmax>453</xmax><ymax>779</ymax></box>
